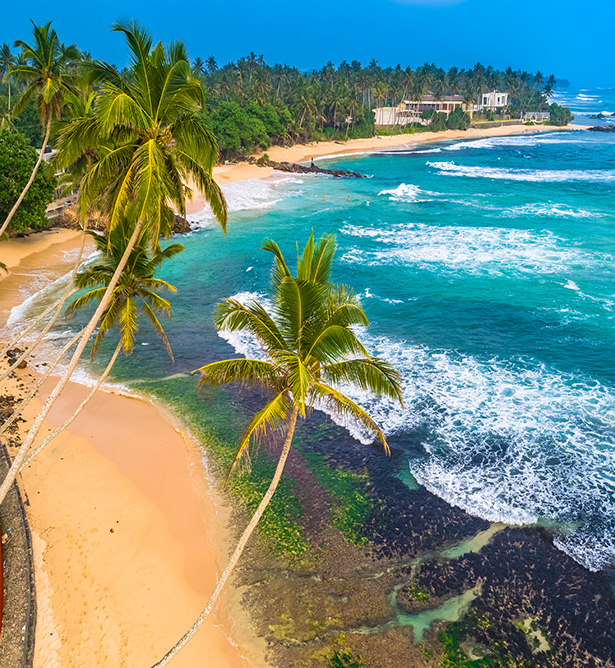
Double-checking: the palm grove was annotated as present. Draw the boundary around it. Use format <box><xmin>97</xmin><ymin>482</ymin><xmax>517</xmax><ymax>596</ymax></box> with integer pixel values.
<box><xmin>0</xmin><ymin>19</ymin><xmax>406</xmax><ymax>665</ymax></box>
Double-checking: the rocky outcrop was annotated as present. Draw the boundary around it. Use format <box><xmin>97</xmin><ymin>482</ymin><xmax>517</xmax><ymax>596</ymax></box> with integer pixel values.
<box><xmin>247</xmin><ymin>156</ymin><xmax>364</xmax><ymax>178</ymax></box>
<box><xmin>171</xmin><ymin>214</ymin><xmax>191</xmax><ymax>235</ymax></box>
<box><xmin>47</xmin><ymin>204</ymin><xmax>104</xmax><ymax>232</ymax></box>
<box><xmin>588</xmin><ymin>125</ymin><xmax>615</xmax><ymax>132</ymax></box>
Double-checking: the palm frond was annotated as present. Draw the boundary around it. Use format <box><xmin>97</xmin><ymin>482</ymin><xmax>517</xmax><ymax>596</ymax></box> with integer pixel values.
<box><xmin>228</xmin><ymin>389</ymin><xmax>291</xmax><ymax>477</ymax></box>
<box><xmin>310</xmin><ymin>381</ymin><xmax>390</xmax><ymax>453</ymax></box>
<box><xmin>196</xmin><ymin>358</ymin><xmax>282</xmax><ymax>391</ymax></box>
<box><xmin>322</xmin><ymin>358</ymin><xmax>404</xmax><ymax>405</ymax></box>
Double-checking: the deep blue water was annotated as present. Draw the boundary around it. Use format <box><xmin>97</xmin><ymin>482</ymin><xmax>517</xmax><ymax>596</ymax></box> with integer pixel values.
<box><xmin>18</xmin><ymin>91</ymin><xmax>615</xmax><ymax>573</ymax></box>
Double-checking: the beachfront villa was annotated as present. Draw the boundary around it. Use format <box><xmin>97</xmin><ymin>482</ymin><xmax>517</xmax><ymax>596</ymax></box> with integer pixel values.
<box><xmin>372</xmin><ymin>90</ymin><xmax>508</xmax><ymax>127</ymax></box>
<box><xmin>477</xmin><ymin>90</ymin><xmax>509</xmax><ymax>111</ymax></box>
<box><xmin>373</xmin><ymin>94</ymin><xmax>470</xmax><ymax>127</ymax></box>
<box><xmin>373</xmin><ymin>90</ymin><xmax>510</xmax><ymax>127</ymax></box>
<box><xmin>524</xmin><ymin>111</ymin><xmax>551</xmax><ymax>122</ymax></box>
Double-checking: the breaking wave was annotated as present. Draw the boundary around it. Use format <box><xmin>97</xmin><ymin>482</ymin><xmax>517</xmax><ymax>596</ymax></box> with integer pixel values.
<box><xmin>427</xmin><ymin>161</ymin><xmax>615</xmax><ymax>183</ymax></box>
<box><xmin>339</xmin><ymin>222</ymin><xmax>594</xmax><ymax>277</ymax></box>
<box><xmin>187</xmin><ymin>174</ymin><xmax>302</xmax><ymax>230</ymax></box>
<box><xmin>378</xmin><ymin>183</ymin><xmax>437</xmax><ymax>203</ymax></box>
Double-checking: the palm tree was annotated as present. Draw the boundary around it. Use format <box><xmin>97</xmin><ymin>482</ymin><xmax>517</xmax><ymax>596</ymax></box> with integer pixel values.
<box><xmin>192</xmin><ymin>56</ymin><xmax>205</xmax><ymax>77</ymax></box>
<box><xmin>0</xmin><ymin>21</ymin><xmax>79</xmax><ymax>238</ymax></box>
<box><xmin>18</xmin><ymin>214</ymin><xmax>183</xmax><ymax>470</ymax></box>
<box><xmin>151</xmin><ymin>233</ymin><xmax>403</xmax><ymax>666</ymax></box>
<box><xmin>0</xmin><ymin>95</ymin><xmax>12</xmax><ymax>132</ymax></box>
<box><xmin>0</xmin><ymin>21</ymin><xmax>227</xmax><ymax>507</ymax></box>
<box><xmin>0</xmin><ymin>44</ymin><xmax>15</xmax><ymax>112</ymax></box>
<box><xmin>206</xmin><ymin>55</ymin><xmax>218</xmax><ymax>74</ymax></box>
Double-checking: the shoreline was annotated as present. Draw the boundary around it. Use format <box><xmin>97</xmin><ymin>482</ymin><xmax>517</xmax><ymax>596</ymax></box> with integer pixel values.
<box><xmin>180</xmin><ymin>122</ymin><xmax>586</xmax><ymax>214</ymax></box>
<box><xmin>0</xmin><ymin>242</ymin><xmax>264</xmax><ymax>666</ymax></box>
<box><xmin>0</xmin><ymin>122</ymin><xmax>586</xmax><ymax>666</ymax></box>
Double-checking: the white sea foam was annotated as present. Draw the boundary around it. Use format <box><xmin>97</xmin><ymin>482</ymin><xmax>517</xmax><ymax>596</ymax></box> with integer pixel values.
<box><xmin>218</xmin><ymin>290</ymin><xmax>615</xmax><ymax>571</ymax></box>
<box><xmin>187</xmin><ymin>174</ymin><xmax>302</xmax><ymax>230</ymax></box>
<box><xmin>427</xmin><ymin>161</ymin><xmax>615</xmax><ymax>183</ymax></box>
<box><xmin>500</xmin><ymin>203</ymin><xmax>596</xmax><ymax>219</ymax></box>
<box><xmin>377</xmin><ymin>183</ymin><xmax>437</xmax><ymax>203</ymax></box>
<box><xmin>361</xmin><ymin>288</ymin><xmax>404</xmax><ymax>304</ymax></box>
<box><xmin>340</xmin><ymin>222</ymin><xmax>592</xmax><ymax>277</ymax></box>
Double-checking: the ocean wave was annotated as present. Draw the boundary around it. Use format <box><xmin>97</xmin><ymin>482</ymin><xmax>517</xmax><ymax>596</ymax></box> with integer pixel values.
<box><xmin>187</xmin><ymin>174</ymin><xmax>302</xmax><ymax>230</ymax></box>
<box><xmin>427</xmin><ymin>161</ymin><xmax>615</xmax><ymax>183</ymax></box>
<box><xmin>377</xmin><ymin>183</ymin><xmax>437</xmax><ymax>203</ymax></box>
<box><xmin>217</xmin><ymin>290</ymin><xmax>615</xmax><ymax>571</ymax></box>
<box><xmin>443</xmin><ymin>134</ymin><xmax>581</xmax><ymax>151</ymax></box>
<box><xmin>500</xmin><ymin>202</ymin><xmax>596</xmax><ymax>219</ymax></box>
<box><xmin>340</xmin><ymin>222</ymin><xmax>590</xmax><ymax>277</ymax></box>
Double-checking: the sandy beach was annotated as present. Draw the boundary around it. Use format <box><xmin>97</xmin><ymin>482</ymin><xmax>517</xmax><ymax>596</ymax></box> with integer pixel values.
<box><xmin>0</xmin><ymin>123</ymin><xmax>586</xmax><ymax>666</ymax></box>
<box><xmin>177</xmin><ymin>123</ymin><xmax>586</xmax><ymax>215</ymax></box>
<box><xmin>0</xmin><ymin>239</ymin><xmax>261</xmax><ymax>667</ymax></box>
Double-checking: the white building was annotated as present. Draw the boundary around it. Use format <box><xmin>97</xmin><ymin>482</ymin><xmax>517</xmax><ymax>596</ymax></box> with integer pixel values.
<box><xmin>524</xmin><ymin>111</ymin><xmax>551</xmax><ymax>122</ymax></box>
<box><xmin>373</xmin><ymin>93</ymin><xmax>471</xmax><ymax>127</ymax></box>
<box><xmin>478</xmin><ymin>91</ymin><xmax>509</xmax><ymax>110</ymax></box>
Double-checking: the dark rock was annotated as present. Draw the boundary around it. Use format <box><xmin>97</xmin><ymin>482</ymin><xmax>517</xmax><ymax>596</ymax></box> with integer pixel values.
<box><xmin>171</xmin><ymin>214</ymin><xmax>191</xmax><ymax>235</ymax></box>
<box><xmin>588</xmin><ymin>125</ymin><xmax>615</xmax><ymax>133</ymax></box>
<box><xmin>248</xmin><ymin>156</ymin><xmax>365</xmax><ymax>179</ymax></box>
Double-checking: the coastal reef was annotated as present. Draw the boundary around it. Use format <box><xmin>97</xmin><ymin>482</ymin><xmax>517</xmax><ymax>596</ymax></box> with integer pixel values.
<box><xmin>221</xmin><ymin>414</ymin><xmax>615</xmax><ymax>668</ymax></box>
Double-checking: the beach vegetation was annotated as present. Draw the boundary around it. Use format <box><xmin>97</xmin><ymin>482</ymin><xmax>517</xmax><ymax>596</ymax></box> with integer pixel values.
<box><xmin>0</xmin><ymin>21</ymin><xmax>79</xmax><ymax>237</ymax></box>
<box><xmin>0</xmin><ymin>128</ymin><xmax>55</xmax><ymax>232</ymax></box>
<box><xmin>327</xmin><ymin>649</ymin><xmax>366</xmax><ymax>667</ymax></box>
<box><xmin>151</xmin><ymin>232</ymin><xmax>403</xmax><ymax>666</ymax></box>
<box><xmin>547</xmin><ymin>103</ymin><xmax>573</xmax><ymax>127</ymax></box>
<box><xmin>446</xmin><ymin>107</ymin><xmax>471</xmax><ymax>131</ymax></box>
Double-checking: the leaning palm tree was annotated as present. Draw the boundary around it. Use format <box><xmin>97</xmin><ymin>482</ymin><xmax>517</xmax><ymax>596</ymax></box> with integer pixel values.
<box><xmin>0</xmin><ymin>21</ymin><xmax>79</xmax><ymax>238</ymax></box>
<box><xmin>18</xmin><ymin>213</ymin><xmax>183</xmax><ymax>470</ymax></box>
<box><xmin>0</xmin><ymin>21</ymin><xmax>227</xmax><ymax>507</ymax></box>
<box><xmin>151</xmin><ymin>233</ymin><xmax>404</xmax><ymax>666</ymax></box>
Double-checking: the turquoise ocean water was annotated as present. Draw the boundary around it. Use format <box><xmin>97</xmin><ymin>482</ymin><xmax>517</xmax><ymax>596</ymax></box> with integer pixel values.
<box><xmin>13</xmin><ymin>87</ymin><xmax>615</xmax><ymax>573</ymax></box>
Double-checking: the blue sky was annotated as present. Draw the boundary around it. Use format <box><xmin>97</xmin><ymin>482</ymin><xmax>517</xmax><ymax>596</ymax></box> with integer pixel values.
<box><xmin>2</xmin><ymin>0</ymin><xmax>612</xmax><ymax>87</ymax></box>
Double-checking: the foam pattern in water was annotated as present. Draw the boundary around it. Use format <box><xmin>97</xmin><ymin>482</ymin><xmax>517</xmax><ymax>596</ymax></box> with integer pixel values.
<box><xmin>427</xmin><ymin>160</ymin><xmax>615</xmax><ymax>183</ymax></box>
<box><xmin>340</xmin><ymin>222</ymin><xmax>597</xmax><ymax>277</ymax></box>
<box><xmin>218</xmin><ymin>292</ymin><xmax>615</xmax><ymax>572</ymax></box>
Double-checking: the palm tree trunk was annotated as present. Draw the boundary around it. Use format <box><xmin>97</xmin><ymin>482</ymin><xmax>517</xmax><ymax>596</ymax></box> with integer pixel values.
<box><xmin>151</xmin><ymin>404</ymin><xmax>300</xmax><ymax>668</ymax></box>
<box><xmin>0</xmin><ymin>219</ymin><xmax>143</xmax><ymax>507</ymax></box>
<box><xmin>0</xmin><ymin>327</ymin><xmax>84</xmax><ymax>437</ymax></box>
<box><xmin>20</xmin><ymin>340</ymin><xmax>122</xmax><ymax>470</ymax></box>
<box><xmin>0</xmin><ymin>114</ymin><xmax>52</xmax><ymax>238</ymax></box>
<box><xmin>0</xmin><ymin>225</ymin><xmax>87</xmax><ymax>381</ymax></box>
<box><xmin>1</xmin><ymin>295</ymin><xmax>69</xmax><ymax>358</ymax></box>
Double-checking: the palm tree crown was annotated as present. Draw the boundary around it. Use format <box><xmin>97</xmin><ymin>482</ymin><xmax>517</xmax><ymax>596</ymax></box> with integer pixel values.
<box><xmin>66</xmin><ymin>212</ymin><xmax>184</xmax><ymax>361</ymax></box>
<box><xmin>55</xmin><ymin>19</ymin><xmax>227</xmax><ymax>241</ymax></box>
<box><xmin>11</xmin><ymin>21</ymin><xmax>79</xmax><ymax>122</ymax></box>
<box><xmin>198</xmin><ymin>232</ymin><xmax>403</xmax><ymax>474</ymax></box>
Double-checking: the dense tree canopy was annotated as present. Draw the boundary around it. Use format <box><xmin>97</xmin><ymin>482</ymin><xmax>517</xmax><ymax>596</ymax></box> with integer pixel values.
<box><xmin>1</xmin><ymin>30</ymin><xmax>570</xmax><ymax>160</ymax></box>
<box><xmin>0</xmin><ymin>129</ymin><xmax>55</xmax><ymax>232</ymax></box>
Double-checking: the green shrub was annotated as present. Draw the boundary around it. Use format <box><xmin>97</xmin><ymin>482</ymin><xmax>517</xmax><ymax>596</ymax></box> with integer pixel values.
<box><xmin>446</xmin><ymin>106</ymin><xmax>471</xmax><ymax>131</ymax></box>
<box><xmin>0</xmin><ymin>129</ymin><xmax>56</xmax><ymax>233</ymax></box>
<box><xmin>327</xmin><ymin>649</ymin><xmax>365</xmax><ymax>668</ymax></box>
